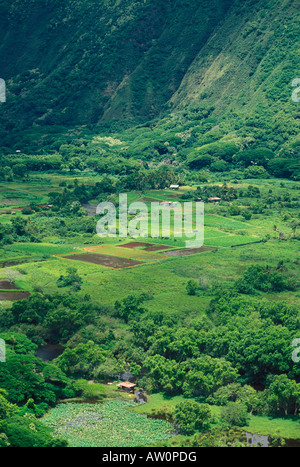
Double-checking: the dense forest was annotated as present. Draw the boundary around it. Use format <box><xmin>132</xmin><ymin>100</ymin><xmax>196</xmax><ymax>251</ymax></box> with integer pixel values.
<box><xmin>0</xmin><ymin>0</ymin><xmax>299</xmax><ymax>449</ymax></box>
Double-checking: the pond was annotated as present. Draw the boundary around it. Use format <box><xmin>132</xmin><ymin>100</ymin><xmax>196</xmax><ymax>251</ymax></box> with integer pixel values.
<box><xmin>245</xmin><ymin>432</ymin><xmax>269</xmax><ymax>447</ymax></box>
<box><xmin>245</xmin><ymin>432</ymin><xmax>300</xmax><ymax>447</ymax></box>
<box><xmin>37</xmin><ymin>343</ymin><xmax>64</xmax><ymax>361</ymax></box>
<box><xmin>42</xmin><ymin>400</ymin><xmax>175</xmax><ymax>447</ymax></box>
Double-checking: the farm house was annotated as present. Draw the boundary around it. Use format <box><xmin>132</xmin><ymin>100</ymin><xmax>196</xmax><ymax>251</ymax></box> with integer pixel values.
<box><xmin>117</xmin><ymin>382</ymin><xmax>137</xmax><ymax>393</ymax></box>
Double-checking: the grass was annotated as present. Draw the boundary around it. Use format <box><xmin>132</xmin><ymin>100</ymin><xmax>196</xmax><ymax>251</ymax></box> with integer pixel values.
<box><xmin>4</xmin><ymin>235</ymin><xmax>299</xmax><ymax>312</ymax></box>
<box><xmin>245</xmin><ymin>414</ymin><xmax>300</xmax><ymax>440</ymax></box>
<box><xmin>132</xmin><ymin>392</ymin><xmax>187</xmax><ymax>415</ymax></box>
<box><xmin>131</xmin><ymin>392</ymin><xmax>300</xmax><ymax>441</ymax></box>
<box><xmin>0</xmin><ymin>180</ymin><xmax>299</xmax><ymax>444</ymax></box>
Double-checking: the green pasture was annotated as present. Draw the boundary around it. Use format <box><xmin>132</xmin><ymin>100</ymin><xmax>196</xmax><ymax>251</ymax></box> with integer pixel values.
<box><xmin>3</xmin><ymin>237</ymin><xmax>299</xmax><ymax>312</ymax></box>
<box><xmin>132</xmin><ymin>392</ymin><xmax>300</xmax><ymax>441</ymax></box>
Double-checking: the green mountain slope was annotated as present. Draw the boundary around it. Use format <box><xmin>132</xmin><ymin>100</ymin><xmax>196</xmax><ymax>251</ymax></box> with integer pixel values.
<box><xmin>0</xmin><ymin>0</ymin><xmax>233</xmax><ymax>127</ymax></box>
<box><xmin>169</xmin><ymin>0</ymin><xmax>300</xmax><ymax>150</ymax></box>
<box><xmin>0</xmin><ymin>0</ymin><xmax>299</xmax><ymax>158</ymax></box>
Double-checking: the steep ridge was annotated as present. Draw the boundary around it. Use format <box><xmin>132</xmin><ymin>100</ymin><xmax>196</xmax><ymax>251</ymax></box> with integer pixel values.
<box><xmin>0</xmin><ymin>0</ymin><xmax>299</xmax><ymax>155</ymax></box>
<box><xmin>0</xmin><ymin>0</ymin><xmax>233</xmax><ymax>127</ymax></box>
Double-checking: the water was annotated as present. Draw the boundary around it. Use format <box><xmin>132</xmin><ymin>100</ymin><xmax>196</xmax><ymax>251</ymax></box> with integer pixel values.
<box><xmin>245</xmin><ymin>432</ymin><xmax>300</xmax><ymax>447</ymax></box>
<box><xmin>246</xmin><ymin>432</ymin><xmax>270</xmax><ymax>447</ymax></box>
<box><xmin>37</xmin><ymin>343</ymin><xmax>64</xmax><ymax>361</ymax></box>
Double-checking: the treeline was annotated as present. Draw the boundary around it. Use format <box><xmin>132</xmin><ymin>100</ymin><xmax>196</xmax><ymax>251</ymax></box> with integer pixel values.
<box><xmin>0</xmin><ymin>269</ymin><xmax>298</xmax><ymax>414</ymax></box>
<box><xmin>0</xmin><ymin>264</ymin><xmax>299</xmax><ymax>445</ymax></box>
<box><xmin>0</xmin><ymin>138</ymin><xmax>299</xmax><ymax>184</ymax></box>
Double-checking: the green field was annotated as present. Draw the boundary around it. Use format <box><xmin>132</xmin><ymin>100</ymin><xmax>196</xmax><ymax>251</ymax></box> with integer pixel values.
<box><xmin>43</xmin><ymin>400</ymin><xmax>174</xmax><ymax>447</ymax></box>
<box><xmin>132</xmin><ymin>392</ymin><xmax>300</xmax><ymax>441</ymax></box>
<box><xmin>0</xmin><ymin>178</ymin><xmax>299</xmax><ymax>446</ymax></box>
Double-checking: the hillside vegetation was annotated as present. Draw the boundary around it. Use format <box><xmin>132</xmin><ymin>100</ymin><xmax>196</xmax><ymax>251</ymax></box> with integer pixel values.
<box><xmin>0</xmin><ymin>0</ymin><xmax>299</xmax><ymax>163</ymax></box>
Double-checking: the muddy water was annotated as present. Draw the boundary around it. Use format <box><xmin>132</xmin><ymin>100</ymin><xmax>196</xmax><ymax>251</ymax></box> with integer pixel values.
<box><xmin>245</xmin><ymin>432</ymin><xmax>300</xmax><ymax>447</ymax></box>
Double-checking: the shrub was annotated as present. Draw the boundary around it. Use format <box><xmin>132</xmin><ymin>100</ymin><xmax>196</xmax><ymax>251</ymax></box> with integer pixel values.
<box><xmin>220</xmin><ymin>402</ymin><xmax>249</xmax><ymax>427</ymax></box>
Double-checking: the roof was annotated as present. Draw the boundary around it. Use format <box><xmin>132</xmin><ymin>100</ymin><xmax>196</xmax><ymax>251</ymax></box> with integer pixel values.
<box><xmin>208</xmin><ymin>197</ymin><xmax>221</xmax><ymax>201</ymax></box>
<box><xmin>117</xmin><ymin>381</ymin><xmax>136</xmax><ymax>388</ymax></box>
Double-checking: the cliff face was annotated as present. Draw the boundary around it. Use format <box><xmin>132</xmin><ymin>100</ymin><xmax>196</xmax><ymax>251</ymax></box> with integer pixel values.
<box><xmin>169</xmin><ymin>0</ymin><xmax>300</xmax><ymax>118</ymax></box>
<box><xmin>0</xmin><ymin>0</ymin><xmax>233</xmax><ymax>127</ymax></box>
<box><xmin>0</xmin><ymin>0</ymin><xmax>299</xmax><ymax>141</ymax></box>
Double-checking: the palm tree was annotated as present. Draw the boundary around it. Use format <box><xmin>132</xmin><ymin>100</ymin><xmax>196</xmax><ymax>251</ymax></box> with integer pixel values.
<box><xmin>273</xmin><ymin>224</ymin><xmax>279</xmax><ymax>239</ymax></box>
<box><xmin>290</xmin><ymin>219</ymin><xmax>299</xmax><ymax>238</ymax></box>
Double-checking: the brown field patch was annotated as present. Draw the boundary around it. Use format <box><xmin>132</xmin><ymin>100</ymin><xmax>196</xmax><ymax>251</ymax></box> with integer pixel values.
<box><xmin>61</xmin><ymin>253</ymin><xmax>144</xmax><ymax>269</ymax></box>
<box><xmin>144</xmin><ymin>245</ymin><xmax>172</xmax><ymax>251</ymax></box>
<box><xmin>117</xmin><ymin>242</ymin><xmax>172</xmax><ymax>251</ymax></box>
<box><xmin>0</xmin><ymin>291</ymin><xmax>30</xmax><ymax>301</ymax></box>
<box><xmin>162</xmin><ymin>246</ymin><xmax>215</xmax><ymax>256</ymax></box>
<box><xmin>0</xmin><ymin>280</ymin><xmax>20</xmax><ymax>290</ymax></box>
<box><xmin>117</xmin><ymin>242</ymin><xmax>153</xmax><ymax>249</ymax></box>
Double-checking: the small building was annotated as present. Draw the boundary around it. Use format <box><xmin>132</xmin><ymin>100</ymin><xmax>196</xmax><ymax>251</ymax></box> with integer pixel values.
<box><xmin>117</xmin><ymin>381</ymin><xmax>137</xmax><ymax>393</ymax></box>
<box><xmin>208</xmin><ymin>197</ymin><xmax>221</xmax><ymax>203</ymax></box>
<box><xmin>169</xmin><ymin>184</ymin><xmax>179</xmax><ymax>190</ymax></box>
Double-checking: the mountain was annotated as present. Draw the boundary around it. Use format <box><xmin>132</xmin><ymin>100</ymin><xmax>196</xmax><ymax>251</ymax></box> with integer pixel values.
<box><xmin>0</xmin><ymin>0</ymin><xmax>299</xmax><ymax>155</ymax></box>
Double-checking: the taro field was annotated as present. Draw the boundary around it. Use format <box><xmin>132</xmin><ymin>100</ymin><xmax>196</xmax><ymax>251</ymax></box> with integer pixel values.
<box><xmin>42</xmin><ymin>400</ymin><xmax>175</xmax><ymax>447</ymax></box>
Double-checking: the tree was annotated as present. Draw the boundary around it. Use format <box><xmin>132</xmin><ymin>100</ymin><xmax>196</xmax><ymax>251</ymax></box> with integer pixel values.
<box><xmin>234</xmin><ymin>148</ymin><xmax>273</xmax><ymax>167</ymax></box>
<box><xmin>266</xmin><ymin>375</ymin><xmax>299</xmax><ymax>416</ymax></box>
<box><xmin>56</xmin><ymin>267</ymin><xmax>83</xmax><ymax>290</ymax></box>
<box><xmin>186</xmin><ymin>279</ymin><xmax>198</xmax><ymax>296</ymax></box>
<box><xmin>12</xmin><ymin>163</ymin><xmax>27</xmax><ymax>178</ymax></box>
<box><xmin>220</xmin><ymin>402</ymin><xmax>249</xmax><ymax>427</ymax></box>
<box><xmin>115</xmin><ymin>294</ymin><xmax>147</xmax><ymax>323</ymax></box>
<box><xmin>0</xmin><ymin>390</ymin><xmax>19</xmax><ymax>420</ymax></box>
<box><xmin>174</xmin><ymin>400</ymin><xmax>212</xmax><ymax>434</ymax></box>
<box><xmin>0</xmin><ymin>414</ymin><xmax>67</xmax><ymax>447</ymax></box>
<box><xmin>11</xmin><ymin>216</ymin><xmax>27</xmax><ymax>236</ymax></box>
<box><xmin>208</xmin><ymin>383</ymin><xmax>259</xmax><ymax>415</ymax></box>
<box><xmin>290</xmin><ymin>219</ymin><xmax>300</xmax><ymax>238</ymax></box>
<box><xmin>54</xmin><ymin>341</ymin><xmax>107</xmax><ymax>378</ymax></box>
<box><xmin>143</xmin><ymin>354</ymin><xmax>182</xmax><ymax>395</ymax></box>
<box><xmin>181</xmin><ymin>356</ymin><xmax>238</xmax><ymax>398</ymax></box>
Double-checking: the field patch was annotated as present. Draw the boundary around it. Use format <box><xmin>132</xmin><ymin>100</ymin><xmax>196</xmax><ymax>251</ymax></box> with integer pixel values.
<box><xmin>59</xmin><ymin>252</ymin><xmax>145</xmax><ymax>269</ymax></box>
<box><xmin>163</xmin><ymin>246</ymin><xmax>215</xmax><ymax>256</ymax></box>
<box><xmin>0</xmin><ymin>291</ymin><xmax>30</xmax><ymax>301</ymax></box>
<box><xmin>117</xmin><ymin>242</ymin><xmax>152</xmax><ymax>249</ymax></box>
<box><xmin>42</xmin><ymin>400</ymin><xmax>174</xmax><ymax>447</ymax></box>
<box><xmin>0</xmin><ymin>280</ymin><xmax>20</xmax><ymax>290</ymax></box>
<box><xmin>83</xmin><ymin>244</ymin><xmax>170</xmax><ymax>262</ymax></box>
<box><xmin>117</xmin><ymin>242</ymin><xmax>171</xmax><ymax>251</ymax></box>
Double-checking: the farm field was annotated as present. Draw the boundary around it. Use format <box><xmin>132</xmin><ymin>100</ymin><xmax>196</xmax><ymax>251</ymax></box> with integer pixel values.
<box><xmin>0</xmin><ymin>176</ymin><xmax>299</xmax><ymax>447</ymax></box>
<box><xmin>42</xmin><ymin>400</ymin><xmax>174</xmax><ymax>447</ymax></box>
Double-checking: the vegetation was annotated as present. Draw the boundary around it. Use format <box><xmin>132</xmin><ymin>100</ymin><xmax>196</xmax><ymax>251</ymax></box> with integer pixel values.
<box><xmin>0</xmin><ymin>0</ymin><xmax>299</xmax><ymax>449</ymax></box>
<box><xmin>42</xmin><ymin>400</ymin><xmax>174</xmax><ymax>447</ymax></box>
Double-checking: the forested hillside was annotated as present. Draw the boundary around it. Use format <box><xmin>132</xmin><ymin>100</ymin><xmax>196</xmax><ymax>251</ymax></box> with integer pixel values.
<box><xmin>0</xmin><ymin>0</ymin><xmax>233</xmax><ymax>128</ymax></box>
<box><xmin>0</xmin><ymin>0</ymin><xmax>299</xmax><ymax>159</ymax></box>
